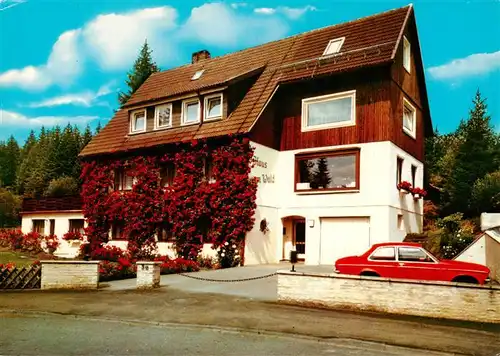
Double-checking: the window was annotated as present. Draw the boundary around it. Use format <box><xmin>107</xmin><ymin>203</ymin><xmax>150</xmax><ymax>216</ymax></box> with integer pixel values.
<box><xmin>154</xmin><ymin>104</ymin><xmax>172</xmax><ymax>129</ymax></box>
<box><xmin>49</xmin><ymin>219</ymin><xmax>55</xmax><ymax>236</ymax></box>
<box><xmin>69</xmin><ymin>219</ymin><xmax>85</xmax><ymax>234</ymax></box>
<box><xmin>160</xmin><ymin>162</ymin><xmax>176</xmax><ymax>187</ymax></box>
<box><xmin>323</xmin><ymin>37</ymin><xmax>345</xmax><ymax>55</ymax></box>
<box><xmin>301</xmin><ymin>91</ymin><xmax>356</xmax><ymax>132</ymax></box>
<box><xmin>403</xmin><ymin>98</ymin><xmax>416</xmax><ymax>138</ymax></box>
<box><xmin>369</xmin><ymin>247</ymin><xmax>396</xmax><ymax>261</ymax></box>
<box><xmin>130</xmin><ymin>109</ymin><xmax>146</xmax><ymax>133</ymax></box>
<box><xmin>396</xmin><ymin>157</ymin><xmax>403</xmax><ymax>184</ymax></box>
<box><xmin>115</xmin><ymin>169</ymin><xmax>134</xmax><ymax>191</ymax></box>
<box><xmin>411</xmin><ymin>165</ymin><xmax>417</xmax><ymax>187</ymax></box>
<box><xmin>182</xmin><ymin>99</ymin><xmax>200</xmax><ymax>125</ymax></box>
<box><xmin>32</xmin><ymin>219</ymin><xmax>45</xmax><ymax>235</ymax></box>
<box><xmin>191</xmin><ymin>69</ymin><xmax>204</xmax><ymax>80</ymax></box>
<box><xmin>111</xmin><ymin>223</ymin><xmax>126</xmax><ymax>240</ymax></box>
<box><xmin>403</xmin><ymin>36</ymin><xmax>411</xmax><ymax>73</ymax></box>
<box><xmin>295</xmin><ymin>150</ymin><xmax>359</xmax><ymax>191</ymax></box>
<box><xmin>204</xmin><ymin>94</ymin><xmax>222</xmax><ymax>120</ymax></box>
<box><xmin>157</xmin><ymin>225</ymin><xmax>174</xmax><ymax>242</ymax></box>
<box><xmin>203</xmin><ymin>157</ymin><xmax>215</xmax><ymax>183</ymax></box>
<box><xmin>398</xmin><ymin>247</ymin><xmax>434</xmax><ymax>263</ymax></box>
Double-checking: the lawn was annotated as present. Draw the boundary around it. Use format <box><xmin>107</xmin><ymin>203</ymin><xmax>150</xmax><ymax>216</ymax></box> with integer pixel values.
<box><xmin>0</xmin><ymin>248</ymin><xmax>36</xmax><ymax>267</ymax></box>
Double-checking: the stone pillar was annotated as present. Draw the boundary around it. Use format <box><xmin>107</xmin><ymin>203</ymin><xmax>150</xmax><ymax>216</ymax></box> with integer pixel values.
<box><xmin>136</xmin><ymin>261</ymin><xmax>161</xmax><ymax>289</ymax></box>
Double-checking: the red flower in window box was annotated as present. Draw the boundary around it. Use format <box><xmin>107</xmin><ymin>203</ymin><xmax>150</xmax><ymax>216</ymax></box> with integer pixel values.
<box><xmin>397</xmin><ymin>181</ymin><xmax>412</xmax><ymax>193</ymax></box>
<box><xmin>411</xmin><ymin>187</ymin><xmax>427</xmax><ymax>199</ymax></box>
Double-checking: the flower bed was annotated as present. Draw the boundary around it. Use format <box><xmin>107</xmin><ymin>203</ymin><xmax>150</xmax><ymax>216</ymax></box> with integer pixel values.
<box><xmin>154</xmin><ymin>255</ymin><xmax>200</xmax><ymax>274</ymax></box>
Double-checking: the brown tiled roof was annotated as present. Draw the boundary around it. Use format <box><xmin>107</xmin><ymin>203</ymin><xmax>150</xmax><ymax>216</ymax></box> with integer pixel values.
<box><xmin>80</xmin><ymin>5</ymin><xmax>412</xmax><ymax>157</ymax></box>
<box><xmin>21</xmin><ymin>196</ymin><xmax>83</xmax><ymax>214</ymax></box>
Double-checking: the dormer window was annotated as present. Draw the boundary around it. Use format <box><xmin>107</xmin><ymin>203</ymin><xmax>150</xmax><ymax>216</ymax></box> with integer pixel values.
<box><xmin>154</xmin><ymin>104</ymin><xmax>172</xmax><ymax>129</ymax></box>
<box><xmin>403</xmin><ymin>36</ymin><xmax>411</xmax><ymax>73</ymax></box>
<box><xmin>322</xmin><ymin>37</ymin><xmax>345</xmax><ymax>56</ymax></box>
<box><xmin>204</xmin><ymin>94</ymin><xmax>222</xmax><ymax>121</ymax></box>
<box><xmin>130</xmin><ymin>109</ymin><xmax>146</xmax><ymax>134</ymax></box>
<box><xmin>182</xmin><ymin>98</ymin><xmax>200</xmax><ymax>125</ymax></box>
<box><xmin>191</xmin><ymin>69</ymin><xmax>204</xmax><ymax>80</ymax></box>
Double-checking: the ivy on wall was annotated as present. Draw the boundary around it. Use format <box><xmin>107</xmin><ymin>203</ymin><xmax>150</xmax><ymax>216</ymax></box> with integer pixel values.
<box><xmin>81</xmin><ymin>136</ymin><xmax>258</xmax><ymax>261</ymax></box>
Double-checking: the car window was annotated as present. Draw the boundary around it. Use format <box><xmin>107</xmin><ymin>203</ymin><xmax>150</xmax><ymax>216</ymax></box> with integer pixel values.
<box><xmin>398</xmin><ymin>247</ymin><xmax>434</xmax><ymax>262</ymax></box>
<box><xmin>369</xmin><ymin>247</ymin><xmax>396</xmax><ymax>261</ymax></box>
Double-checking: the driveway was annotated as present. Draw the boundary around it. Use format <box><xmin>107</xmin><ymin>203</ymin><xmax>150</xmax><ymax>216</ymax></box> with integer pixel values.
<box><xmin>106</xmin><ymin>263</ymin><xmax>334</xmax><ymax>301</ymax></box>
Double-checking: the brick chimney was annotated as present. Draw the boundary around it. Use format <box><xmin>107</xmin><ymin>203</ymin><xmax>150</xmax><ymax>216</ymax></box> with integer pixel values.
<box><xmin>192</xmin><ymin>50</ymin><xmax>211</xmax><ymax>64</ymax></box>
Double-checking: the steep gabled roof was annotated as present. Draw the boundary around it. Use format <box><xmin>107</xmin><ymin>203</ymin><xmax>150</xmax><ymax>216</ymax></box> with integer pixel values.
<box><xmin>81</xmin><ymin>5</ymin><xmax>413</xmax><ymax>157</ymax></box>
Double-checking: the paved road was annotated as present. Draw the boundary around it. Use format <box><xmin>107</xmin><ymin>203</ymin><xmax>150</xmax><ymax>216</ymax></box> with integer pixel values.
<box><xmin>106</xmin><ymin>263</ymin><xmax>334</xmax><ymax>300</ymax></box>
<box><xmin>0</xmin><ymin>313</ymin><xmax>452</xmax><ymax>356</ymax></box>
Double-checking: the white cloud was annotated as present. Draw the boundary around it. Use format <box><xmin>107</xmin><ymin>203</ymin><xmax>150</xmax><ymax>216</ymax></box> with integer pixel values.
<box><xmin>428</xmin><ymin>51</ymin><xmax>500</xmax><ymax>80</ymax></box>
<box><xmin>0</xmin><ymin>0</ymin><xmax>26</xmax><ymax>11</ymax></box>
<box><xmin>254</xmin><ymin>7</ymin><xmax>276</xmax><ymax>15</ymax></box>
<box><xmin>254</xmin><ymin>5</ymin><xmax>316</xmax><ymax>19</ymax></box>
<box><xmin>230</xmin><ymin>3</ymin><xmax>247</xmax><ymax>9</ymax></box>
<box><xmin>0</xmin><ymin>109</ymin><xmax>98</xmax><ymax>127</ymax></box>
<box><xmin>25</xmin><ymin>81</ymin><xmax>116</xmax><ymax>108</ymax></box>
<box><xmin>82</xmin><ymin>7</ymin><xmax>178</xmax><ymax>70</ymax></box>
<box><xmin>0</xmin><ymin>29</ymin><xmax>83</xmax><ymax>90</ymax></box>
<box><xmin>182</xmin><ymin>3</ymin><xmax>288</xmax><ymax>48</ymax></box>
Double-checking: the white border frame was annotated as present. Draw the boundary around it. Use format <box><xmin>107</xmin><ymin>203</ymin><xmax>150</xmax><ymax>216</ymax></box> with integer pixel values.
<box><xmin>322</xmin><ymin>37</ymin><xmax>346</xmax><ymax>56</ymax></box>
<box><xmin>301</xmin><ymin>90</ymin><xmax>356</xmax><ymax>132</ymax></box>
<box><xmin>204</xmin><ymin>93</ymin><xmax>223</xmax><ymax>121</ymax></box>
<box><xmin>181</xmin><ymin>98</ymin><xmax>201</xmax><ymax>126</ymax></box>
<box><xmin>129</xmin><ymin>109</ymin><xmax>147</xmax><ymax>134</ymax></box>
<box><xmin>154</xmin><ymin>103</ymin><xmax>173</xmax><ymax>130</ymax></box>
<box><xmin>402</xmin><ymin>97</ymin><xmax>416</xmax><ymax>139</ymax></box>
<box><xmin>403</xmin><ymin>36</ymin><xmax>411</xmax><ymax>73</ymax></box>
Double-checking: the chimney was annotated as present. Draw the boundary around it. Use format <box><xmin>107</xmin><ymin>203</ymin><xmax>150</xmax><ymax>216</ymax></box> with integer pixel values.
<box><xmin>192</xmin><ymin>50</ymin><xmax>211</xmax><ymax>64</ymax></box>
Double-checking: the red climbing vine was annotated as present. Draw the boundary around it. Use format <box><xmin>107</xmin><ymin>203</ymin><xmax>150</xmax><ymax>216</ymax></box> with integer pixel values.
<box><xmin>80</xmin><ymin>136</ymin><xmax>258</xmax><ymax>262</ymax></box>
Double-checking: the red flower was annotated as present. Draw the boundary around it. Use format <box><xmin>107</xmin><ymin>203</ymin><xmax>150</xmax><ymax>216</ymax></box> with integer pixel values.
<box><xmin>397</xmin><ymin>181</ymin><xmax>412</xmax><ymax>191</ymax></box>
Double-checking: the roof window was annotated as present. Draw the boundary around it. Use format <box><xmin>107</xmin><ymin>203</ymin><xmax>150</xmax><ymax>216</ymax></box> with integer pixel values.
<box><xmin>191</xmin><ymin>69</ymin><xmax>204</xmax><ymax>80</ymax></box>
<box><xmin>323</xmin><ymin>37</ymin><xmax>345</xmax><ymax>56</ymax></box>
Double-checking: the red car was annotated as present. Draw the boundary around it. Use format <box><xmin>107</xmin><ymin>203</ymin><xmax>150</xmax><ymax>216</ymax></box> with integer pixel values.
<box><xmin>335</xmin><ymin>242</ymin><xmax>491</xmax><ymax>285</ymax></box>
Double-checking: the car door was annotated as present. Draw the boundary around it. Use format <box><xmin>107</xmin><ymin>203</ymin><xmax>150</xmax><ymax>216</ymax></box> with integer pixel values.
<box><xmin>366</xmin><ymin>246</ymin><xmax>399</xmax><ymax>278</ymax></box>
<box><xmin>396</xmin><ymin>246</ymin><xmax>442</xmax><ymax>281</ymax></box>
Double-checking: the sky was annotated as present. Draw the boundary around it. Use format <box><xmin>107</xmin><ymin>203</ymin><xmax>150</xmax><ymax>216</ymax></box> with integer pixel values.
<box><xmin>0</xmin><ymin>0</ymin><xmax>499</xmax><ymax>143</ymax></box>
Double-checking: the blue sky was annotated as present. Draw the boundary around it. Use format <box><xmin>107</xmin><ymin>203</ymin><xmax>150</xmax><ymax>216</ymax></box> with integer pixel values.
<box><xmin>0</xmin><ymin>0</ymin><xmax>499</xmax><ymax>143</ymax></box>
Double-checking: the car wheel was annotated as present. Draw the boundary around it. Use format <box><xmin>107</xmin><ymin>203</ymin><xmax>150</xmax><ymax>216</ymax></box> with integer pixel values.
<box><xmin>360</xmin><ymin>271</ymin><xmax>380</xmax><ymax>277</ymax></box>
<box><xmin>452</xmin><ymin>276</ymin><xmax>479</xmax><ymax>284</ymax></box>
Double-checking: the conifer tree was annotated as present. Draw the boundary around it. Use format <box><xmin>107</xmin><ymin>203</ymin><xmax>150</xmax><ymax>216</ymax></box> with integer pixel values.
<box><xmin>312</xmin><ymin>157</ymin><xmax>332</xmax><ymax>189</ymax></box>
<box><xmin>118</xmin><ymin>40</ymin><xmax>159</xmax><ymax>106</ymax></box>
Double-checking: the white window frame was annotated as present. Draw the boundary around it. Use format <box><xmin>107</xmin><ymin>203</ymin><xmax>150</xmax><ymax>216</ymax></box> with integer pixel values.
<box><xmin>181</xmin><ymin>98</ymin><xmax>201</xmax><ymax>126</ymax></box>
<box><xmin>129</xmin><ymin>109</ymin><xmax>147</xmax><ymax>134</ymax></box>
<box><xmin>301</xmin><ymin>90</ymin><xmax>356</xmax><ymax>132</ymax></box>
<box><xmin>322</xmin><ymin>37</ymin><xmax>345</xmax><ymax>56</ymax></box>
<box><xmin>154</xmin><ymin>103</ymin><xmax>173</xmax><ymax>130</ymax></box>
<box><xmin>368</xmin><ymin>247</ymin><xmax>397</xmax><ymax>262</ymax></box>
<box><xmin>402</xmin><ymin>97</ymin><xmax>416</xmax><ymax>139</ymax></box>
<box><xmin>403</xmin><ymin>36</ymin><xmax>411</xmax><ymax>73</ymax></box>
<box><xmin>204</xmin><ymin>93</ymin><xmax>223</xmax><ymax>121</ymax></box>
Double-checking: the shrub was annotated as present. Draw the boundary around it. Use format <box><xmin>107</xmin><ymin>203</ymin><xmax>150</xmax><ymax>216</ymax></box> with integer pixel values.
<box><xmin>197</xmin><ymin>255</ymin><xmax>218</xmax><ymax>269</ymax></box>
<box><xmin>62</xmin><ymin>231</ymin><xmax>84</xmax><ymax>241</ymax></box>
<box><xmin>44</xmin><ymin>176</ymin><xmax>79</xmax><ymax>197</ymax></box>
<box><xmin>99</xmin><ymin>259</ymin><xmax>136</xmax><ymax>281</ymax></box>
<box><xmin>440</xmin><ymin>229</ymin><xmax>475</xmax><ymax>259</ymax></box>
<box><xmin>217</xmin><ymin>241</ymin><xmax>241</xmax><ymax>268</ymax></box>
<box><xmin>90</xmin><ymin>245</ymin><xmax>126</xmax><ymax>262</ymax></box>
<box><xmin>154</xmin><ymin>256</ymin><xmax>200</xmax><ymax>274</ymax></box>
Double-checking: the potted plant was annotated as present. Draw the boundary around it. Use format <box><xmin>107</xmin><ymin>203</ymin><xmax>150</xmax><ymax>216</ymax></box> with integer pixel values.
<box><xmin>397</xmin><ymin>181</ymin><xmax>412</xmax><ymax>194</ymax></box>
<box><xmin>411</xmin><ymin>187</ymin><xmax>427</xmax><ymax>200</ymax></box>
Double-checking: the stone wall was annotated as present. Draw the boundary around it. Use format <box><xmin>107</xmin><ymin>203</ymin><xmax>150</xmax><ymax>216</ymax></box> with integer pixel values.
<box><xmin>277</xmin><ymin>271</ymin><xmax>500</xmax><ymax>323</ymax></box>
<box><xmin>136</xmin><ymin>261</ymin><xmax>161</xmax><ymax>289</ymax></box>
<box><xmin>41</xmin><ymin>261</ymin><xmax>100</xmax><ymax>290</ymax></box>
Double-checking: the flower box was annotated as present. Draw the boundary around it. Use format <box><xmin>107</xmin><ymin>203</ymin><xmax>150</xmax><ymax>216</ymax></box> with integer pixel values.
<box><xmin>397</xmin><ymin>181</ymin><xmax>412</xmax><ymax>194</ymax></box>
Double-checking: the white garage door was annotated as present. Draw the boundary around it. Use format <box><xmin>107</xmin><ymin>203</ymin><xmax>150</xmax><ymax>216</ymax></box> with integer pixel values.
<box><xmin>319</xmin><ymin>217</ymin><xmax>370</xmax><ymax>264</ymax></box>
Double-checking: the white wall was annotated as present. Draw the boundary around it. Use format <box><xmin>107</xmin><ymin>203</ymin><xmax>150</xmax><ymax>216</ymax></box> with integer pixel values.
<box><xmin>21</xmin><ymin>212</ymin><xmax>85</xmax><ymax>239</ymax></box>
<box><xmin>455</xmin><ymin>235</ymin><xmax>487</xmax><ymax>266</ymax></box>
<box><xmin>248</xmin><ymin>141</ymin><xmax>424</xmax><ymax>264</ymax></box>
<box><xmin>106</xmin><ymin>240</ymin><xmax>217</xmax><ymax>259</ymax></box>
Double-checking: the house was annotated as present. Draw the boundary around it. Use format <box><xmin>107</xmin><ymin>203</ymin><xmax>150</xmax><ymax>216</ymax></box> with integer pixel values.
<box><xmin>455</xmin><ymin>213</ymin><xmax>500</xmax><ymax>282</ymax></box>
<box><xmin>79</xmin><ymin>4</ymin><xmax>431</xmax><ymax>265</ymax></box>
<box><xmin>20</xmin><ymin>195</ymin><xmax>85</xmax><ymax>258</ymax></box>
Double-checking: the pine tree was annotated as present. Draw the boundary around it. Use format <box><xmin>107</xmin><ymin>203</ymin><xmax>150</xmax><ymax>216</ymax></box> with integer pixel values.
<box><xmin>82</xmin><ymin>124</ymin><xmax>93</xmax><ymax>149</ymax></box>
<box><xmin>118</xmin><ymin>40</ymin><xmax>159</xmax><ymax>106</ymax></box>
<box><xmin>312</xmin><ymin>157</ymin><xmax>332</xmax><ymax>189</ymax></box>
<box><xmin>0</xmin><ymin>136</ymin><xmax>20</xmax><ymax>187</ymax></box>
<box><xmin>445</xmin><ymin>90</ymin><xmax>499</xmax><ymax>215</ymax></box>
<box><xmin>95</xmin><ymin>121</ymin><xmax>102</xmax><ymax>134</ymax></box>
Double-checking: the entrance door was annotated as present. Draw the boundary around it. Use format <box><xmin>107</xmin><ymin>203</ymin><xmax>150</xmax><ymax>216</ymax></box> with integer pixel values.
<box><xmin>294</xmin><ymin>221</ymin><xmax>306</xmax><ymax>259</ymax></box>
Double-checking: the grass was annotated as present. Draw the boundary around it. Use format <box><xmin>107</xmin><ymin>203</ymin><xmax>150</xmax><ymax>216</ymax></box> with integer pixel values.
<box><xmin>0</xmin><ymin>248</ymin><xmax>36</xmax><ymax>266</ymax></box>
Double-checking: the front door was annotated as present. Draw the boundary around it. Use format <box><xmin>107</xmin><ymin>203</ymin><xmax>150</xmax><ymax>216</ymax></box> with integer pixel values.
<box><xmin>294</xmin><ymin>221</ymin><xmax>306</xmax><ymax>259</ymax></box>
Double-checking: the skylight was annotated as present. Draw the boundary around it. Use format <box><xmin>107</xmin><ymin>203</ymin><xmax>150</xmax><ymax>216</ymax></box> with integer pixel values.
<box><xmin>191</xmin><ymin>69</ymin><xmax>205</xmax><ymax>80</ymax></box>
<box><xmin>323</xmin><ymin>37</ymin><xmax>345</xmax><ymax>56</ymax></box>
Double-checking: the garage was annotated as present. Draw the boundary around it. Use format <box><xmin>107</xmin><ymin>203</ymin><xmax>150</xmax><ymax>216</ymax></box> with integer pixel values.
<box><xmin>319</xmin><ymin>217</ymin><xmax>371</xmax><ymax>264</ymax></box>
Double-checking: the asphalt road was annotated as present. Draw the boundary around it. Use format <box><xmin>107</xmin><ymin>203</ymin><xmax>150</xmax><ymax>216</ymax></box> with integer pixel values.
<box><xmin>0</xmin><ymin>313</ymin><xmax>452</xmax><ymax>356</ymax></box>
